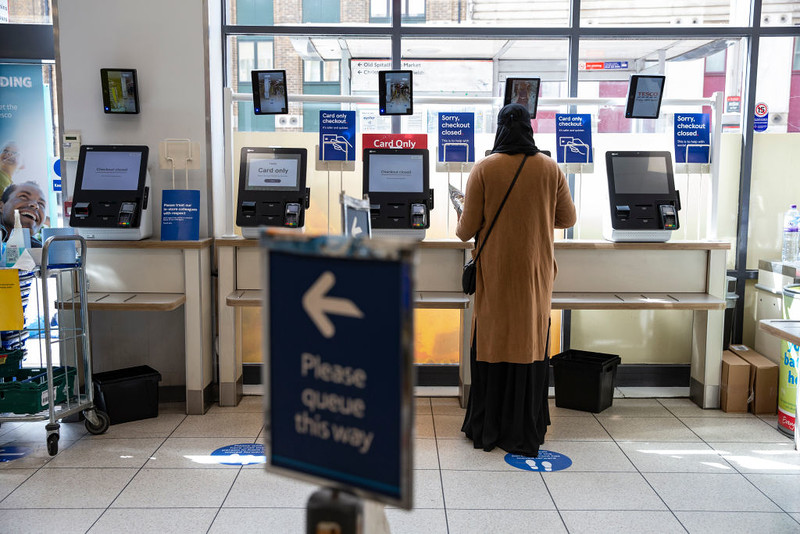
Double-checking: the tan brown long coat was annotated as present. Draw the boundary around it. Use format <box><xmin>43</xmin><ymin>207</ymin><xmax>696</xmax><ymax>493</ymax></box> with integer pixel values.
<box><xmin>456</xmin><ymin>152</ymin><xmax>576</xmax><ymax>364</ymax></box>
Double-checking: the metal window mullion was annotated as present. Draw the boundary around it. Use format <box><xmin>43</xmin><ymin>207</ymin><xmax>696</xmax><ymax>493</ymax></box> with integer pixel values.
<box><xmin>391</xmin><ymin>0</ymin><xmax>402</xmax><ymax>134</ymax></box>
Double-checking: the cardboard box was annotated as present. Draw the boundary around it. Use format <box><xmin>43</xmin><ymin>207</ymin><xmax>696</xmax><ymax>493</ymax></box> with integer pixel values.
<box><xmin>721</xmin><ymin>351</ymin><xmax>750</xmax><ymax>413</ymax></box>
<box><xmin>729</xmin><ymin>345</ymin><xmax>779</xmax><ymax>414</ymax></box>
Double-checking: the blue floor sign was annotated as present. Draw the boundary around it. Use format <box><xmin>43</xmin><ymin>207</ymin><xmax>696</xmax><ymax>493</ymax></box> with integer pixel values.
<box><xmin>0</xmin><ymin>446</ymin><xmax>32</xmax><ymax>463</ymax></box>
<box><xmin>505</xmin><ymin>450</ymin><xmax>572</xmax><ymax>472</ymax></box>
<box><xmin>210</xmin><ymin>443</ymin><xmax>266</xmax><ymax>465</ymax></box>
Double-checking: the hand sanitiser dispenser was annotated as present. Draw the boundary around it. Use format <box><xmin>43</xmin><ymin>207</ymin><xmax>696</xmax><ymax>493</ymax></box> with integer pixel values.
<box><xmin>603</xmin><ymin>151</ymin><xmax>681</xmax><ymax>242</ymax></box>
<box><xmin>236</xmin><ymin>147</ymin><xmax>310</xmax><ymax>238</ymax></box>
<box><xmin>69</xmin><ymin>145</ymin><xmax>152</xmax><ymax>240</ymax></box>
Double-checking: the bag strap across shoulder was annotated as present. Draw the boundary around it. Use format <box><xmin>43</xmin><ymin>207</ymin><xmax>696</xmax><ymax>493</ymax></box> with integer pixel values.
<box><xmin>474</xmin><ymin>154</ymin><xmax>529</xmax><ymax>262</ymax></box>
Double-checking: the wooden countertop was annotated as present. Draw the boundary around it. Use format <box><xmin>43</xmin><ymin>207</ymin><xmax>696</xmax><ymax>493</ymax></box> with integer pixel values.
<box><xmin>86</xmin><ymin>238</ymin><xmax>212</xmax><ymax>250</ymax></box>
<box><xmin>760</xmin><ymin>319</ymin><xmax>800</xmax><ymax>346</ymax></box>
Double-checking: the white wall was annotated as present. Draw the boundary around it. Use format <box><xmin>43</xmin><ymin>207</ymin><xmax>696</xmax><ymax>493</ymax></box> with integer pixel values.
<box><xmin>55</xmin><ymin>0</ymin><xmax>214</xmax><ymax>238</ymax></box>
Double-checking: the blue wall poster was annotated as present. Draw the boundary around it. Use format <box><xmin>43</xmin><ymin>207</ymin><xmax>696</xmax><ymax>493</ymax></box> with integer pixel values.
<box><xmin>674</xmin><ymin>113</ymin><xmax>711</xmax><ymax>163</ymax></box>
<box><xmin>0</xmin><ymin>65</ymin><xmax>51</xmax><ymax>210</ymax></box>
<box><xmin>438</xmin><ymin>112</ymin><xmax>474</xmax><ymax>163</ymax></box>
<box><xmin>265</xmin><ymin>236</ymin><xmax>414</xmax><ymax>508</ymax></box>
<box><xmin>161</xmin><ymin>189</ymin><xmax>200</xmax><ymax>240</ymax></box>
<box><xmin>319</xmin><ymin>110</ymin><xmax>356</xmax><ymax>161</ymax></box>
<box><xmin>505</xmin><ymin>450</ymin><xmax>572</xmax><ymax>472</ymax></box>
<box><xmin>555</xmin><ymin>114</ymin><xmax>593</xmax><ymax>163</ymax></box>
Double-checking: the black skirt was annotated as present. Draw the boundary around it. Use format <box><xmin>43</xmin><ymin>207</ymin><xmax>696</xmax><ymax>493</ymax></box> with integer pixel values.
<box><xmin>461</xmin><ymin>328</ymin><xmax>551</xmax><ymax>457</ymax></box>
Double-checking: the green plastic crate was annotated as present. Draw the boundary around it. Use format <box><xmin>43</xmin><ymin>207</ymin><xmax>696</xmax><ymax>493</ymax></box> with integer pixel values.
<box><xmin>0</xmin><ymin>367</ymin><xmax>77</xmax><ymax>414</ymax></box>
<box><xmin>0</xmin><ymin>350</ymin><xmax>24</xmax><ymax>378</ymax></box>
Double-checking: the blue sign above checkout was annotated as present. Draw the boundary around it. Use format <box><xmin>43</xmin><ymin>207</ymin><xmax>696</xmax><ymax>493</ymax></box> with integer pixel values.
<box><xmin>263</xmin><ymin>235</ymin><xmax>415</xmax><ymax>509</ymax></box>
<box><xmin>319</xmin><ymin>110</ymin><xmax>356</xmax><ymax>162</ymax></box>
<box><xmin>438</xmin><ymin>112</ymin><xmax>474</xmax><ymax>163</ymax></box>
<box><xmin>555</xmin><ymin>114</ymin><xmax>593</xmax><ymax>164</ymax></box>
<box><xmin>674</xmin><ymin>113</ymin><xmax>710</xmax><ymax>164</ymax></box>
<box><xmin>505</xmin><ymin>450</ymin><xmax>572</xmax><ymax>472</ymax></box>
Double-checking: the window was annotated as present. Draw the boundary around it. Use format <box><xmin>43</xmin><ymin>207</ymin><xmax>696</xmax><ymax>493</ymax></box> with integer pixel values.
<box><xmin>370</xmin><ymin>0</ymin><xmax>425</xmax><ymax>23</ymax></box>
<box><xmin>303</xmin><ymin>60</ymin><xmax>340</xmax><ymax>83</ymax></box>
<box><xmin>302</xmin><ymin>0</ymin><xmax>339</xmax><ymax>23</ymax></box>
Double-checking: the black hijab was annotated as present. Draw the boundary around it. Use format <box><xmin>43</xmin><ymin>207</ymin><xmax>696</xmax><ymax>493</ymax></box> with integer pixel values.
<box><xmin>490</xmin><ymin>103</ymin><xmax>540</xmax><ymax>156</ymax></box>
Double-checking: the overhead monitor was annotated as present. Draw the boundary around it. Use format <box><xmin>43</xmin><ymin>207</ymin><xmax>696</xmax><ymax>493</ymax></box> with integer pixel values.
<box><xmin>251</xmin><ymin>70</ymin><xmax>288</xmax><ymax>115</ymax></box>
<box><xmin>503</xmin><ymin>77</ymin><xmax>540</xmax><ymax>119</ymax></box>
<box><xmin>241</xmin><ymin>148</ymin><xmax>304</xmax><ymax>192</ymax></box>
<box><xmin>625</xmin><ymin>75</ymin><xmax>666</xmax><ymax>119</ymax></box>
<box><xmin>100</xmin><ymin>68</ymin><xmax>140</xmax><ymax>114</ymax></box>
<box><xmin>379</xmin><ymin>70</ymin><xmax>413</xmax><ymax>116</ymax></box>
<box><xmin>364</xmin><ymin>149</ymin><xmax>427</xmax><ymax>194</ymax></box>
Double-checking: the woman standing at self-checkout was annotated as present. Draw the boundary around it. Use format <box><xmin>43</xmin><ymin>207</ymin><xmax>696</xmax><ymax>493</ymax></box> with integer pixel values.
<box><xmin>456</xmin><ymin>103</ymin><xmax>576</xmax><ymax>457</ymax></box>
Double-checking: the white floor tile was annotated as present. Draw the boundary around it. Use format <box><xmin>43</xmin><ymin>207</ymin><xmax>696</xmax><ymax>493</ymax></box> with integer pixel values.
<box><xmin>0</xmin><ymin>468</ymin><xmax>35</xmax><ymax>501</ymax></box>
<box><xmin>599</xmin><ymin>417</ymin><xmax>701</xmax><ymax>442</ymax></box>
<box><xmin>171</xmin><ymin>413</ymin><xmax>264</xmax><ymax>438</ymax></box>
<box><xmin>86</xmin><ymin>414</ymin><xmax>186</xmax><ymax>439</ymax></box>
<box><xmin>544</xmin><ymin>472</ymin><xmax>666</xmax><ymax>511</ymax></box>
<box><xmin>544</xmin><ymin>441</ymin><xmax>636</xmax><ymax>472</ymax></box>
<box><xmin>658</xmin><ymin>398</ymin><xmax>753</xmax><ymax>418</ymax></box>
<box><xmin>90</xmin><ymin>508</ymin><xmax>218</xmax><ymax>533</ymax></box>
<box><xmin>222</xmin><ymin>469</ymin><xmax>316</xmax><ymax>508</ymax></box>
<box><xmin>414</xmin><ymin>438</ymin><xmax>439</xmax><ymax>470</ymax></box>
<box><xmin>745</xmin><ymin>474</ymin><xmax>800</xmax><ymax>512</ymax></box>
<box><xmin>209</xmin><ymin>508</ymin><xmax>306</xmax><ymax>533</ymax></box>
<box><xmin>0</xmin><ymin>508</ymin><xmax>103</xmax><ymax>534</ymax></box>
<box><xmin>386</xmin><ymin>469</ymin><xmax>443</xmax><ymax>510</ymax></box>
<box><xmin>0</xmin><ymin>420</ymin><xmax>87</xmax><ymax>443</ymax></box>
<box><xmin>0</xmin><ymin>468</ymin><xmax>137</xmax><ymax>508</ymax></box>
<box><xmin>681</xmin><ymin>417</ymin><xmax>793</xmax><ymax>443</ymax></box>
<box><xmin>548</xmin><ymin>399</ymin><xmax>595</xmax><ymax>418</ymax></box>
<box><xmin>385</xmin><ymin>507</ymin><xmax>448</xmax><ymax>534</ymax></box>
<box><xmin>441</xmin><ymin>470</ymin><xmax>555</xmax><ymax>510</ymax></box>
<box><xmin>595</xmin><ymin>398</ymin><xmax>676</xmax><ymax>418</ymax></box>
<box><xmin>0</xmin><ymin>440</ymin><xmax>66</xmax><ymax>469</ymax></box>
<box><xmin>112</xmin><ymin>468</ymin><xmax>238</xmax><ymax>508</ymax></box>
<box><xmin>45</xmin><ymin>438</ymin><xmax>164</xmax><ymax>468</ymax></box>
<box><xmin>447</xmin><ymin>509</ymin><xmax>566</xmax><ymax>534</ymax></box>
<box><xmin>617</xmin><ymin>441</ymin><xmax>735</xmax><ymax>473</ymax></box>
<box><xmin>676</xmin><ymin>511</ymin><xmax>800</xmax><ymax>534</ymax></box>
<box><xmin>430</xmin><ymin>397</ymin><xmax>465</xmax><ymax>415</ymax></box>
<box><xmin>415</xmin><ymin>397</ymin><xmax>432</xmax><ymax>416</ymax></box>
<box><xmin>644</xmin><ymin>472</ymin><xmax>782</xmax><ymax>512</ymax></box>
<box><xmin>145</xmin><ymin>437</ymin><xmax>259</xmax><ymax>468</ymax></box>
<box><xmin>547</xmin><ymin>417</ymin><xmax>613</xmax><ymax>441</ymax></box>
<box><xmin>415</xmin><ymin>412</ymin><xmax>434</xmax><ymax>438</ymax></box>
<box><xmin>436</xmin><ymin>437</ymin><xmax>512</xmax><ymax>471</ymax></box>
<box><xmin>432</xmin><ymin>413</ymin><xmax>465</xmax><ymax>439</ymax></box>
<box><xmin>561</xmin><ymin>510</ymin><xmax>685</xmax><ymax>534</ymax></box>
<box><xmin>207</xmin><ymin>395</ymin><xmax>265</xmax><ymax>414</ymax></box>
<box><xmin>708</xmin><ymin>442</ymin><xmax>800</xmax><ymax>474</ymax></box>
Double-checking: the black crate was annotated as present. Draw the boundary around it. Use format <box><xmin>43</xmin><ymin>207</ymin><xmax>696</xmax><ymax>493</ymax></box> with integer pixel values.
<box><xmin>551</xmin><ymin>350</ymin><xmax>621</xmax><ymax>413</ymax></box>
<box><xmin>93</xmin><ymin>365</ymin><xmax>161</xmax><ymax>425</ymax></box>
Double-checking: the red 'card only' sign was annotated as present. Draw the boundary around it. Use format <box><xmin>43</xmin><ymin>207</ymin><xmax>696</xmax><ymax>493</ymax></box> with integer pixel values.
<box><xmin>362</xmin><ymin>134</ymin><xmax>427</xmax><ymax>150</ymax></box>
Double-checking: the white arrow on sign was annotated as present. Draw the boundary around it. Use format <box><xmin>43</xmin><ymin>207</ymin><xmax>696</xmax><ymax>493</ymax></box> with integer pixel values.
<box><xmin>302</xmin><ymin>271</ymin><xmax>364</xmax><ymax>338</ymax></box>
<box><xmin>351</xmin><ymin>216</ymin><xmax>363</xmax><ymax>237</ymax></box>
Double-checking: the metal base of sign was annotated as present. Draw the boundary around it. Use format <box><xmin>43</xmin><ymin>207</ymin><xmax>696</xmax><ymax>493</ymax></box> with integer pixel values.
<box><xmin>675</xmin><ymin>163</ymin><xmax>711</xmax><ymax>175</ymax></box>
<box><xmin>435</xmin><ymin>160</ymin><xmax>474</xmax><ymax>173</ymax></box>
<box><xmin>307</xmin><ymin>488</ymin><xmax>363</xmax><ymax>534</ymax></box>
<box><xmin>558</xmin><ymin>162</ymin><xmax>594</xmax><ymax>174</ymax></box>
<box><xmin>315</xmin><ymin>145</ymin><xmax>356</xmax><ymax>172</ymax></box>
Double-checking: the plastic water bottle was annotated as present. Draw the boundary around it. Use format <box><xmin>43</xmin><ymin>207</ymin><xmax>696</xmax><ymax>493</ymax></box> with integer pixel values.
<box><xmin>4</xmin><ymin>210</ymin><xmax>26</xmax><ymax>267</ymax></box>
<box><xmin>782</xmin><ymin>205</ymin><xmax>800</xmax><ymax>262</ymax></box>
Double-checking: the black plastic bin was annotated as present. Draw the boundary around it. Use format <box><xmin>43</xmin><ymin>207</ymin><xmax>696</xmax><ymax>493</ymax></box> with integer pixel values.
<box><xmin>551</xmin><ymin>350</ymin><xmax>621</xmax><ymax>413</ymax></box>
<box><xmin>93</xmin><ymin>365</ymin><xmax>161</xmax><ymax>425</ymax></box>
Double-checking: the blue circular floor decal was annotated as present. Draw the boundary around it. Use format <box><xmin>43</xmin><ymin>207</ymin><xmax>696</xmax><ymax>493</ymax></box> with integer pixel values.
<box><xmin>211</xmin><ymin>443</ymin><xmax>266</xmax><ymax>465</ymax></box>
<box><xmin>0</xmin><ymin>446</ymin><xmax>32</xmax><ymax>463</ymax></box>
<box><xmin>505</xmin><ymin>450</ymin><xmax>572</xmax><ymax>472</ymax></box>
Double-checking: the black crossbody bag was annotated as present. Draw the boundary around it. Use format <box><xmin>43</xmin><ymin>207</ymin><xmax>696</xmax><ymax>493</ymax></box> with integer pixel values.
<box><xmin>462</xmin><ymin>154</ymin><xmax>529</xmax><ymax>295</ymax></box>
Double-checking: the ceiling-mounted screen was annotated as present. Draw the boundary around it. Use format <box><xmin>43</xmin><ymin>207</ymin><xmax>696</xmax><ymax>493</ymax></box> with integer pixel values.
<box><xmin>503</xmin><ymin>77</ymin><xmax>540</xmax><ymax>119</ymax></box>
<box><xmin>379</xmin><ymin>70</ymin><xmax>413</xmax><ymax>116</ymax></box>
<box><xmin>251</xmin><ymin>70</ymin><xmax>288</xmax><ymax>115</ymax></box>
<box><xmin>625</xmin><ymin>75</ymin><xmax>666</xmax><ymax>119</ymax></box>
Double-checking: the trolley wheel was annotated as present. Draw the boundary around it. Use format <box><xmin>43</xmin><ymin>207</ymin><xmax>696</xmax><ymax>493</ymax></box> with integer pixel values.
<box><xmin>85</xmin><ymin>410</ymin><xmax>110</xmax><ymax>435</ymax></box>
<box><xmin>47</xmin><ymin>434</ymin><xmax>59</xmax><ymax>456</ymax></box>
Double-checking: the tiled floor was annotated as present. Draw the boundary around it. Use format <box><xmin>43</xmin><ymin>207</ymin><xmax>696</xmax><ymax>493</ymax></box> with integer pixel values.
<box><xmin>1</xmin><ymin>395</ymin><xmax>799</xmax><ymax>533</ymax></box>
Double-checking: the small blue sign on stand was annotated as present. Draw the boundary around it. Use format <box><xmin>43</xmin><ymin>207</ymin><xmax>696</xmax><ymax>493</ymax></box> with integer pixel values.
<box><xmin>674</xmin><ymin>113</ymin><xmax>710</xmax><ymax>163</ymax></box>
<box><xmin>161</xmin><ymin>189</ymin><xmax>200</xmax><ymax>240</ymax></box>
<box><xmin>438</xmin><ymin>113</ymin><xmax>474</xmax><ymax>163</ymax></box>
<box><xmin>320</xmin><ymin>110</ymin><xmax>356</xmax><ymax>161</ymax></box>
<box><xmin>263</xmin><ymin>235</ymin><xmax>414</xmax><ymax>509</ymax></box>
<box><xmin>555</xmin><ymin>114</ymin><xmax>593</xmax><ymax>164</ymax></box>
<box><xmin>754</xmin><ymin>102</ymin><xmax>769</xmax><ymax>132</ymax></box>
<box><xmin>505</xmin><ymin>450</ymin><xmax>572</xmax><ymax>472</ymax></box>
<box><xmin>211</xmin><ymin>443</ymin><xmax>266</xmax><ymax>465</ymax></box>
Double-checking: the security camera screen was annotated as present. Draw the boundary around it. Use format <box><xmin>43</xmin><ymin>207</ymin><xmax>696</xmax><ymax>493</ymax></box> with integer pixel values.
<box><xmin>504</xmin><ymin>78</ymin><xmax>540</xmax><ymax>119</ymax></box>
<box><xmin>611</xmin><ymin>155</ymin><xmax>670</xmax><ymax>195</ymax></box>
<box><xmin>368</xmin><ymin>153</ymin><xmax>424</xmax><ymax>193</ymax></box>
<box><xmin>380</xmin><ymin>71</ymin><xmax>413</xmax><ymax>115</ymax></box>
<box><xmin>245</xmin><ymin>152</ymin><xmax>301</xmax><ymax>191</ymax></box>
<box><xmin>80</xmin><ymin>151</ymin><xmax>143</xmax><ymax>191</ymax></box>
<box><xmin>101</xmin><ymin>69</ymin><xmax>139</xmax><ymax>113</ymax></box>
<box><xmin>252</xmin><ymin>70</ymin><xmax>288</xmax><ymax>114</ymax></box>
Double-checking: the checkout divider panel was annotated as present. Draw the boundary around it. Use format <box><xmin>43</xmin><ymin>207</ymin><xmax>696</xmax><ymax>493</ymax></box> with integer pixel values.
<box><xmin>84</xmin><ymin>248</ymin><xmax>186</xmax><ymax>294</ymax></box>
